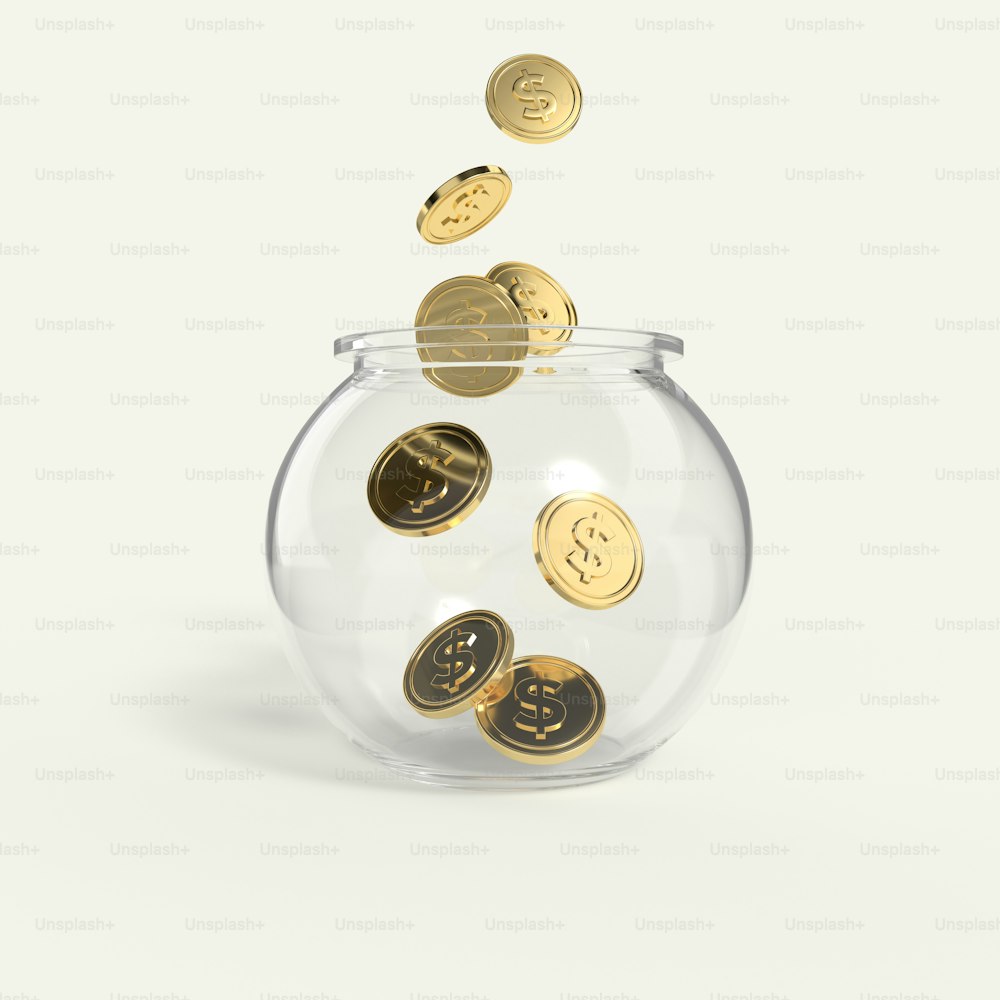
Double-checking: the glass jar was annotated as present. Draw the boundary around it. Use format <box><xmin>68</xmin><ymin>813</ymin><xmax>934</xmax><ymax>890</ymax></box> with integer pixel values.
<box><xmin>266</xmin><ymin>328</ymin><xmax>752</xmax><ymax>788</ymax></box>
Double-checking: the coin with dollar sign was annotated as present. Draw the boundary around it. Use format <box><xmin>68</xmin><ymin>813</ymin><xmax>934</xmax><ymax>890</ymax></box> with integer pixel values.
<box><xmin>367</xmin><ymin>423</ymin><xmax>492</xmax><ymax>536</ymax></box>
<box><xmin>476</xmin><ymin>656</ymin><xmax>606</xmax><ymax>763</ymax></box>
<box><xmin>404</xmin><ymin>611</ymin><xmax>515</xmax><ymax>718</ymax></box>
<box><xmin>533</xmin><ymin>492</ymin><xmax>644</xmax><ymax>610</ymax></box>
<box><xmin>417</xmin><ymin>166</ymin><xmax>512</xmax><ymax>244</ymax></box>
<box><xmin>487</xmin><ymin>261</ymin><xmax>576</xmax><ymax>356</ymax></box>
<box><xmin>485</xmin><ymin>54</ymin><xmax>582</xmax><ymax>144</ymax></box>
<box><xmin>415</xmin><ymin>276</ymin><xmax>527</xmax><ymax>397</ymax></box>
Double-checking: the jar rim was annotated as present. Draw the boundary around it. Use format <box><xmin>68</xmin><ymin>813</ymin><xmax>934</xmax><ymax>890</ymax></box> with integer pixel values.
<box><xmin>334</xmin><ymin>326</ymin><xmax>683</xmax><ymax>369</ymax></box>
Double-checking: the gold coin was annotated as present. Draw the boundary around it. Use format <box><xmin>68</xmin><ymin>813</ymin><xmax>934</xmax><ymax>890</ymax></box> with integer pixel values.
<box><xmin>476</xmin><ymin>656</ymin><xmax>605</xmax><ymax>764</ymax></box>
<box><xmin>533</xmin><ymin>492</ymin><xmax>644</xmax><ymax>610</ymax></box>
<box><xmin>415</xmin><ymin>276</ymin><xmax>527</xmax><ymax>397</ymax></box>
<box><xmin>405</xmin><ymin>610</ymin><xmax>515</xmax><ymax>718</ymax></box>
<box><xmin>486</xmin><ymin>261</ymin><xmax>576</xmax><ymax>357</ymax></box>
<box><xmin>485</xmin><ymin>54</ymin><xmax>582</xmax><ymax>144</ymax></box>
<box><xmin>416</xmin><ymin>165</ymin><xmax>512</xmax><ymax>244</ymax></box>
<box><xmin>367</xmin><ymin>423</ymin><xmax>491</xmax><ymax>536</ymax></box>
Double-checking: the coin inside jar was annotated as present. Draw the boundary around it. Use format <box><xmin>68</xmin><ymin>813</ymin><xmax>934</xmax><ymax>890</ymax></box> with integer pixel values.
<box><xmin>404</xmin><ymin>610</ymin><xmax>515</xmax><ymax>718</ymax></box>
<box><xmin>367</xmin><ymin>422</ymin><xmax>492</xmax><ymax>536</ymax></box>
<box><xmin>476</xmin><ymin>655</ymin><xmax>606</xmax><ymax>764</ymax></box>
<box><xmin>533</xmin><ymin>492</ymin><xmax>644</xmax><ymax>610</ymax></box>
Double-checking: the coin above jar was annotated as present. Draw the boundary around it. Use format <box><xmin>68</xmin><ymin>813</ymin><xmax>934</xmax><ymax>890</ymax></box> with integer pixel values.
<box><xmin>416</xmin><ymin>165</ymin><xmax>512</xmax><ymax>244</ymax></box>
<box><xmin>486</xmin><ymin>54</ymin><xmax>582</xmax><ymax>143</ymax></box>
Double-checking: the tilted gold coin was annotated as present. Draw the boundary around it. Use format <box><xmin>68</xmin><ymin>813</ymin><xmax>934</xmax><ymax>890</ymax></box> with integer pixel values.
<box><xmin>415</xmin><ymin>276</ymin><xmax>527</xmax><ymax>397</ymax></box>
<box><xmin>533</xmin><ymin>492</ymin><xmax>644</xmax><ymax>610</ymax></box>
<box><xmin>485</xmin><ymin>54</ymin><xmax>582</xmax><ymax>144</ymax></box>
<box><xmin>486</xmin><ymin>261</ymin><xmax>576</xmax><ymax>357</ymax></box>
<box><xmin>476</xmin><ymin>656</ymin><xmax>606</xmax><ymax>764</ymax></box>
<box><xmin>367</xmin><ymin>422</ymin><xmax>491</xmax><ymax>536</ymax></box>
<box><xmin>416</xmin><ymin>166</ymin><xmax>512</xmax><ymax>244</ymax></box>
<box><xmin>405</xmin><ymin>610</ymin><xmax>515</xmax><ymax>718</ymax></box>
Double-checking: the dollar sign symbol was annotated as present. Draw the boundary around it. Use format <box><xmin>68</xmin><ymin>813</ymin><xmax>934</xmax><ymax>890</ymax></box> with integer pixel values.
<box><xmin>430</xmin><ymin>627</ymin><xmax>477</xmax><ymax>694</ymax></box>
<box><xmin>566</xmin><ymin>510</ymin><xmax>616</xmax><ymax>584</ymax></box>
<box><xmin>513</xmin><ymin>68</ymin><xmax>558</xmax><ymax>123</ymax></box>
<box><xmin>441</xmin><ymin>307</ymin><xmax>491</xmax><ymax>384</ymax></box>
<box><xmin>396</xmin><ymin>439</ymin><xmax>454</xmax><ymax>514</ymax></box>
<box><xmin>509</xmin><ymin>276</ymin><xmax>549</xmax><ymax>325</ymax></box>
<box><xmin>438</xmin><ymin>182</ymin><xmax>490</xmax><ymax>232</ymax></box>
<box><xmin>513</xmin><ymin>677</ymin><xmax>567</xmax><ymax>741</ymax></box>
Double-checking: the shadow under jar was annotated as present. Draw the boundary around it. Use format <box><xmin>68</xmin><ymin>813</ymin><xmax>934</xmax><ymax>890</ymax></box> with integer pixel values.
<box><xmin>266</xmin><ymin>328</ymin><xmax>752</xmax><ymax>789</ymax></box>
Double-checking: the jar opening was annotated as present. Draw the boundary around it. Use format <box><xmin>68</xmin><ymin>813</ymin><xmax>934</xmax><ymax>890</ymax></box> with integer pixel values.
<box><xmin>334</xmin><ymin>326</ymin><xmax>682</xmax><ymax>372</ymax></box>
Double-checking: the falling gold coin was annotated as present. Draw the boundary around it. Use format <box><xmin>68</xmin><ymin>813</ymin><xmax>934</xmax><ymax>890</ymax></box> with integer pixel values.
<box><xmin>416</xmin><ymin>165</ymin><xmax>512</xmax><ymax>244</ymax></box>
<box><xmin>404</xmin><ymin>610</ymin><xmax>515</xmax><ymax>718</ymax></box>
<box><xmin>367</xmin><ymin>422</ymin><xmax>491</xmax><ymax>536</ymax></box>
<box><xmin>486</xmin><ymin>261</ymin><xmax>576</xmax><ymax>356</ymax></box>
<box><xmin>476</xmin><ymin>656</ymin><xmax>605</xmax><ymax>764</ymax></box>
<box><xmin>533</xmin><ymin>492</ymin><xmax>644</xmax><ymax>610</ymax></box>
<box><xmin>485</xmin><ymin>54</ymin><xmax>582</xmax><ymax>144</ymax></box>
<box><xmin>415</xmin><ymin>276</ymin><xmax>527</xmax><ymax>397</ymax></box>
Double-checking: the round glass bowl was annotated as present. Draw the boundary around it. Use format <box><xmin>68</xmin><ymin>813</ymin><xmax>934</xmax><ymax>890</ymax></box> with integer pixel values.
<box><xmin>266</xmin><ymin>328</ymin><xmax>752</xmax><ymax>788</ymax></box>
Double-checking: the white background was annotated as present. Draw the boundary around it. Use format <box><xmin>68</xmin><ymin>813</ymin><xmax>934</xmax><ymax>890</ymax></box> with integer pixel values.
<box><xmin>3</xmin><ymin>1</ymin><xmax>999</xmax><ymax>997</ymax></box>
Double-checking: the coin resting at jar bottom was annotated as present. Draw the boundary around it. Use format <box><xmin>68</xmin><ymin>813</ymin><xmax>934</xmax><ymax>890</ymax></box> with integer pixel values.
<box><xmin>476</xmin><ymin>656</ymin><xmax>605</xmax><ymax>764</ymax></box>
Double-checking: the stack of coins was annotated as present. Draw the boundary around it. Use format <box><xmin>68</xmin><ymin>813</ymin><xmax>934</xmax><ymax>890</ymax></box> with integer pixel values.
<box><xmin>367</xmin><ymin>421</ymin><xmax>644</xmax><ymax>765</ymax></box>
<box><xmin>367</xmin><ymin>55</ymin><xmax>633</xmax><ymax>765</ymax></box>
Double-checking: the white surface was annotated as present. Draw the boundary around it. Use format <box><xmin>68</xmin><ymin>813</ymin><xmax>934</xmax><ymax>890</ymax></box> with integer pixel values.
<box><xmin>2</xmin><ymin>1</ymin><xmax>998</xmax><ymax>996</ymax></box>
